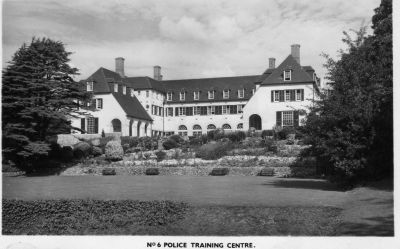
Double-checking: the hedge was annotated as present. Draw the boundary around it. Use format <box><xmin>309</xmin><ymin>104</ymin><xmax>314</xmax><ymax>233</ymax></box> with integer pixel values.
<box><xmin>2</xmin><ymin>199</ymin><xmax>189</xmax><ymax>235</ymax></box>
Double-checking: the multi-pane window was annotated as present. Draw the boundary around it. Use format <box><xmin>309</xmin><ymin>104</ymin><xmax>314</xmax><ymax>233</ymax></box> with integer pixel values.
<box><xmin>167</xmin><ymin>92</ymin><xmax>172</xmax><ymax>101</ymax></box>
<box><xmin>178</xmin><ymin>107</ymin><xmax>186</xmax><ymax>116</ymax></box>
<box><xmin>123</xmin><ymin>86</ymin><xmax>126</xmax><ymax>95</ymax></box>
<box><xmin>193</xmin><ymin>91</ymin><xmax>200</xmax><ymax>100</ymax></box>
<box><xmin>96</xmin><ymin>98</ymin><xmax>103</xmax><ymax>109</ymax></box>
<box><xmin>87</xmin><ymin>82</ymin><xmax>93</xmax><ymax>92</ymax></box>
<box><xmin>87</xmin><ymin>117</ymin><xmax>96</xmax><ymax>134</ymax></box>
<box><xmin>130</xmin><ymin>89</ymin><xmax>135</xmax><ymax>97</ymax></box>
<box><xmin>223</xmin><ymin>90</ymin><xmax>229</xmax><ymax>99</ymax></box>
<box><xmin>296</xmin><ymin>89</ymin><xmax>302</xmax><ymax>101</ymax></box>
<box><xmin>194</xmin><ymin>106</ymin><xmax>201</xmax><ymax>115</ymax></box>
<box><xmin>114</xmin><ymin>83</ymin><xmax>118</xmax><ymax>92</ymax></box>
<box><xmin>207</xmin><ymin>124</ymin><xmax>216</xmax><ymax>130</ymax></box>
<box><xmin>238</xmin><ymin>89</ymin><xmax>244</xmax><ymax>98</ymax></box>
<box><xmin>178</xmin><ymin>125</ymin><xmax>188</xmax><ymax>136</ymax></box>
<box><xmin>222</xmin><ymin>124</ymin><xmax>231</xmax><ymax>130</ymax></box>
<box><xmin>274</xmin><ymin>91</ymin><xmax>280</xmax><ymax>102</ymax></box>
<box><xmin>282</xmin><ymin>111</ymin><xmax>294</xmax><ymax>126</ymax></box>
<box><xmin>180</xmin><ymin>92</ymin><xmax>185</xmax><ymax>101</ymax></box>
<box><xmin>166</xmin><ymin>107</ymin><xmax>173</xmax><ymax>116</ymax></box>
<box><xmin>284</xmin><ymin>70</ymin><xmax>291</xmax><ymax>81</ymax></box>
<box><xmin>222</xmin><ymin>105</ymin><xmax>227</xmax><ymax>114</ymax></box>
<box><xmin>285</xmin><ymin>90</ymin><xmax>291</xmax><ymax>101</ymax></box>
<box><xmin>238</xmin><ymin>105</ymin><xmax>244</xmax><ymax>113</ymax></box>
<box><xmin>193</xmin><ymin>125</ymin><xmax>202</xmax><ymax>137</ymax></box>
<box><xmin>207</xmin><ymin>106</ymin><xmax>216</xmax><ymax>115</ymax></box>
<box><xmin>208</xmin><ymin>90</ymin><xmax>214</xmax><ymax>99</ymax></box>
<box><xmin>237</xmin><ymin>123</ymin><xmax>243</xmax><ymax>129</ymax></box>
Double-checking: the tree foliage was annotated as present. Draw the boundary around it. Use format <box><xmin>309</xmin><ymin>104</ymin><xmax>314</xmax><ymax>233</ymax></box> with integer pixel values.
<box><xmin>2</xmin><ymin>37</ymin><xmax>91</xmax><ymax>171</ymax></box>
<box><xmin>301</xmin><ymin>0</ymin><xmax>392</xmax><ymax>185</ymax></box>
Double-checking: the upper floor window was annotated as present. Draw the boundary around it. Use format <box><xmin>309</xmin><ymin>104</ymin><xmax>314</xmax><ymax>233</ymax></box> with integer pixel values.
<box><xmin>114</xmin><ymin>83</ymin><xmax>118</xmax><ymax>92</ymax></box>
<box><xmin>296</xmin><ymin>89</ymin><xmax>302</xmax><ymax>101</ymax></box>
<box><xmin>273</xmin><ymin>91</ymin><xmax>280</xmax><ymax>102</ymax></box>
<box><xmin>130</xmin><ymin>89</ymin><xmax>135</xmax><ymax>97</ymax></box>
<box><xmin>167</xmin><ymin>92</ymin><xmax>172</xmax><ymax>101</ymax></box>
<box><xmin>146</xmin><ymin>90</ymin><xmax>150</xmax><ymax>97</ymax></box>
<box><xmin>238</xmin><ymin>104</ymin><xmax>244</xmax><ymax>113</ymax></box>
<box><xmin>180</xmin><ymin>91</ymin><xmax>185</xmax><ymax>101</ymax></box>
<box><xmin>284</xmin><ymin>70</ymin><xmax>291</xmax><ymax>81</ymax></box>
<box><xmin>96</xmin><ymin>98</ymin><xmax>103</xmax><ymax>109</ymax></box>
<box><xmin>208</xmin><ymin>90</ymin><xmax>215</xmax><ymax>99</ymax></box>
<box><xmin>285</xmin><ymin>90</ymin><xmax>291</xmax><ymax>101</ymax></box>
<box><xmin>122</xmin><ymin>86</ymin><xmax>126</xmax><ymax>95</ymax></box>
<box><xmin>166</xmin><ymin>107</ymin><xmax>173</xmax><ymax>117</ymax></box>
<box><xmin>178</xmin><ymin>107</ymin><xmax>186</xmax><ymax>116</ymax></box>
<box><xmin>238</xmin><ymin>89</ymin><xmax>244</xmax><ymax>98</ymax></box>
<box><xmin>86</xmin><ymin>81</ymin><xmax>93</xmax><ymax>92</ymax></box>
<box><xmin>193</xmin><ymin>91</ymin><xmax>200</xmax><ymax>100</ymax></box>
<box><xmin>223</xmin><ymin>90</ymin><xmax>229</xmax><ymax>99</ymax></box>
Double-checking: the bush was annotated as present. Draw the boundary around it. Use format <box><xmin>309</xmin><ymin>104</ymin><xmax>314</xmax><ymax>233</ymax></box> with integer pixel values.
<box><xmin>163</xmin><ymin>139</ymin><xmax>178</xmax><ymax>150</ymax></box>
<box><xmin>139</xmin><ymin>137</ymin><xmax>157</xmax><ymax>151</ymax></box>
<box><xmin>207</xmin><ymin>129</ymin><xmax>225</xmax><ymax>141</ymax></box>
<box><xmin>91</xmin><ymin>146</ymin><xmax>103</xmax><ymax>157</ymax></box>
<box><xmin>169</xmin><ymin>135</ymin><xmax>184</xmax><ymax>144</ymax></box>
<box><xmin>73</xmin><ymin>142</ymin><xmax>91</xmax><ymax>159</ymax></box>
<box><xmin>276</xmin><ymin>127</ymin><xmax>295</xmax><ymax>140</ymax></box>
<box><xmin>145</xmin><ymin>168</ymin><xmax>160</xmax><ymax>175</ymax></box>
<box><xmin>120</xmin><ymin>136</ymin><xmax>140</xmax><ymax>148</ymax></box>
<box><xmin>188</xmin><ymin>136</ymin><xmax>203</xmax><ymax>147</ymax></box>
<box><xmin>102</xmin><ymin>168</ymin><xmax>116</xmax><ymax>175</ymax></box>
<box><xmin>98</xmin><ymin>136</ymin><xmax>114</xmax><ymax>153</ymax></box>
<box><xmin>195</xmin><ymin>142</ymin><xmax>232</xmax><ymax>160</ymax></box>
<box><xmin>155</xmin><ymin>151</ymin><xmax>166</xmax><ymax>162</ymax></box>
<box><xmin>261</xmin><ymin>130</ymin><xmax>274</xmax><ymax>138</ymax></box>
<box><xmin>263</xmin><ymin>138</ymin><xmax>277</xmax><ymax>151</ymax></box>
<box><xmin>227</xmin><ymin>131</ymin><xmax>246</xmax><ymax>143</ymax></box>
<box><xmin>105</xmin><ymin>141</ymin><xmax>124</xmax><ymax>161</ymax></box>
<box><xmin>290</xmin><ymin>157</ymin><xmax>317</xmax><ymax>178</ymax></box>
<box><xmin>210</xmin><ymin>168</ymin><xmax>229</xmax><ymax>176</ymax></box>
<box><xmin>241</xmin><ymin>137</ymin><xmax>263</xmax><ymax>148</ymax></box>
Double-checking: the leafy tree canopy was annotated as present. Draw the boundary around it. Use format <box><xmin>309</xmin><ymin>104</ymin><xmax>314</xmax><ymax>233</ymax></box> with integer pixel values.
<box><xmin>2</xmin><ymin>37</ymin><xmax>91</xmax><ymax>171</ymax></box>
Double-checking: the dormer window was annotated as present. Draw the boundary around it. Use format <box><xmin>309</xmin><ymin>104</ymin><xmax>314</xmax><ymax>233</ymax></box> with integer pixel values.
<box><xmin>284</xmin><ymin>70</ymin><xmax>291</xmax><ymax>81</ymax></box>
<box><xmin>223</xmin><ymin>90</ymin><xmax>229</xmax><ymax>99</ymax></box>
<box><xmin>167</xmin><ymin>92</ymin><xmax>172</xmax><ymax>101</ymax></box>
<box><xmin>179</xmin><ymin>91</ymin><xmax>185</xmax><ymax>101</ymax></box>
<box><xmin>193</xmin><ymin>91</ymin><xmax>200</xmax><ymax>100</ymax></box>
<box><xmin>130</xmin><ymin>89</ymin><xmax>135</xmax><ymax>97</ymax></box>
<box><xmin>238</xmin><ymin>89</ymin><xmax>244</xmax><ymax>98</ymax></box>
<box><xmin>114</xmin><ymin>83</ymin><xmax>118</xmax><ymax>92</ymax></box>
<box><xmin>208</xmin><ymin>90</ymin><xmax>215</xmax><ymax>99</ymax></box>
<box><xmin>87</xmin><ymin>81</ymin><xmax>93</xmax><ymax>92</ymax></box>
<box><xmin>123</xmin><ymin>86</ymin><xmax>126</xmax><ymax>95</ymax></box>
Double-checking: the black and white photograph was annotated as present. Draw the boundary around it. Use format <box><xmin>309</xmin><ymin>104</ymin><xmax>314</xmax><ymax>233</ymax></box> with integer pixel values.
<box><xmin>1</xmin><ymin>0</ymin><xmax>398</xmax><ymax>248</ymax></box>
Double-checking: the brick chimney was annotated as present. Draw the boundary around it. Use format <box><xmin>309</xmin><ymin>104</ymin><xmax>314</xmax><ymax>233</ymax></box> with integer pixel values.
<box><xmin>291</xmin><ymin>44</ymin><xmax>300</xmax><ymax>65</ymax></box>
<box><xmin>153</xmin><ymin>65</ymin><xmax>163</xmax><ymax>81</ymax></box>
<box><xmin>268</xmin><ymin>58</ymin><xmax>276</xmax><ymax>69</ymax></box>
<box><xmin>115</xmin><ymin>57</ymin><xmax>125</xmax><ymax>77</ymax></box>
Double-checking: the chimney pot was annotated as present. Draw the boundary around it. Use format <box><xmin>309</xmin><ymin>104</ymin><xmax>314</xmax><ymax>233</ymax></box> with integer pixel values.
<box><xmin>154</xmin><ymin>65</ymin><xmax>162</xmax><ymax>81</ymax></box>
<box><xmin>115</xmin><ymin>57</ymin><xmax>125</xmax><ymax>77</ymax></box>
<box><xmin>291</xmin><ymin>44</ymin><xmax>300</xmax><ymax>65</ymax></box>
<box><xmin>268</xmin><ymin>58</ymin><xmax>276</xmax><ymax>69</ymax></box>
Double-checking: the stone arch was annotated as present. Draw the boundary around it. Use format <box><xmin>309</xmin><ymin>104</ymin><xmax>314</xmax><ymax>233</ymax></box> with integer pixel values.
<box><xmin>111</xmin><ymin>119</ymin><xmax>122</xmax><ymax>132</ymax></box>
<box><xmin>222</xmin><ymin>124</ymin><xmax>231</xmax><ymax>130</ymax></box>
<box><xmin>193</xmin><ymin>124</ymin><xmax>202</xmax><ymax>130</ymax></box>
<box><xmin>249</xmin><ymin>114</ymin><xmax>262</xmax><ymax>130</ymax></box>
<box><xmin>207</xmin><ymin>124</ymin><xmax>216</xmax><ymax>130</ymax></box>
<box><xmin>237</xmin><ymin>123</ymin><xmax>243</xmax><ymax>129</ymax></box>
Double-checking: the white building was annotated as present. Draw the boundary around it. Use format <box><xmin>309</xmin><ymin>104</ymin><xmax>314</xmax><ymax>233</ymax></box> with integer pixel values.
<box><xmin>75</xmin><ymin>44</ymin><xmax>320</xmax><ymax>137</ymax></box>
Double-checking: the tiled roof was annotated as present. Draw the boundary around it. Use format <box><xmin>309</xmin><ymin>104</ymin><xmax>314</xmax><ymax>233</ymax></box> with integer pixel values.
<box><xmin>254</xmin><ymin>68</ymin><xmax>274</xmax><ymax>84</ymax></box>
<box><xmin>112</xmin><ymin>92</ymin><xmax>152</xmax><ymax>121</ymax></box>
<box><xmin>122</xmin><ymin>77</ymin><xmax>165</xmax><ymax>93</ymax></box>
<box><xmin>260</xmin><ymin>55</ymin><xmax>314</xmax><ymax>85</ymax></box>
<box><xmin>162</xmin><ymin>75</ymin><xmax>259</xmax><ymax>103</ymax></box>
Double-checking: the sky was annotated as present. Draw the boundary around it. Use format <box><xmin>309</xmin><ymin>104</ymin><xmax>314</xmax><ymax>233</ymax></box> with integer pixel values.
<box><xmin>2</xmin><ymin>0</ymin><xmax>381</xmax><ymax>83</ymax></box>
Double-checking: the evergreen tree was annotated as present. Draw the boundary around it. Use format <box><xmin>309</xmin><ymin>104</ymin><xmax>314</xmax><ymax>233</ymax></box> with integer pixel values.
<box><xmin>301</xmin><ymin>0</ymin><xmax>392</xmax><ymax>185</ymax></box>
<box><xmin>2</xmin><ymin>37</ymin><xmax>91</xmax><ymax>171</ymax></box>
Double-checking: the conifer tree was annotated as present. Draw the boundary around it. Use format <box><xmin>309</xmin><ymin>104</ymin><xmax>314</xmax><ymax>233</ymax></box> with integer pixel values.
<box><xmin>2</xmin><ymin>37</ymin><xmax>91</xmax><ymax>170</ymax></box>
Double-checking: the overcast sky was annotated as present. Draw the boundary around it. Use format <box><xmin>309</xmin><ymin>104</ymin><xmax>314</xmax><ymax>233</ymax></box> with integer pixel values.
<box><xmin>2</xmin><ymin>0</ymin><xmax>380</xmax><ymax>82</ymax></box>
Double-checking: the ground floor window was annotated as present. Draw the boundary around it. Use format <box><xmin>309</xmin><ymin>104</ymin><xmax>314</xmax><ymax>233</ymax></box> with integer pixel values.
<box><xmin>193</xmin><ymin>131</ymin><xmax>202</xmax><ymax>137</ymax></box>
<box><xmin>282</xmin><ymin>111</ymin><xmax>294</xmax><ymax>126</ymax></box>
<box><xmin>86</xmin><ymin>117</ymin><xmax>98</xmax><ymax>134</ymax></box>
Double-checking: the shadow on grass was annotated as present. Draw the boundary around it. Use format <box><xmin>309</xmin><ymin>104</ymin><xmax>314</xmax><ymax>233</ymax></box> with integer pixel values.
<box><xmin>337</xmin><ymin>215</ymin><xmax>394</xmax><ymax>236</ymax></box>
<box><xmin>262</xmin><ymin>179</ymin><xmax>343</xmax><ymax>192</ymax></box>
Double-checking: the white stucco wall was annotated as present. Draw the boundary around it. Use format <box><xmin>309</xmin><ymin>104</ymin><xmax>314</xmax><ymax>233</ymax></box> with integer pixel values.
<box><xmin>243</xmin><ymin>83</ymin><xmax>316</xmax><ymax>130</ymax></box>
<box><xmin>133</xmin><ymin>89</ymin><xmax>165</xmax><ymax>135</ymax></box>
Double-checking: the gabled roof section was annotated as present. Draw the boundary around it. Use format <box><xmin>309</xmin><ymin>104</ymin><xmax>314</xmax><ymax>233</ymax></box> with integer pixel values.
<box><xmin>122</xmin><ymin>77</ymin><xmax>165</xmax><ymax>93</ymax></box>
<box><xmin>254</xmin><ymin>68</ymin><xmax>274</xmax><ymax>84</ymax></box>
<box><xmin>261</xmin><ymin>55</ymin><xmax>314</xmax><ymax>85</ymax></box>
<box><xmin>112</xmin><ymin>92</ymin><xmax>152</xmax><ymax>121</ymax></box>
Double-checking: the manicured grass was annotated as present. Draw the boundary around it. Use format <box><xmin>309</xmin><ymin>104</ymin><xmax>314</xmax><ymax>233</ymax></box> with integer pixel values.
<box><xmin>2</xmin><ymin>199</ymin><xmax>341</xmax><ymax>235</ymax></box>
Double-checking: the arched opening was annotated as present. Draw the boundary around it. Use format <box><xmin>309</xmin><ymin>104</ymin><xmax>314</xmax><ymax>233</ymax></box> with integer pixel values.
<box><xmin>193</xmin><ymin>124</ymin><xmax>202</xmax><ymax>137</ymax></box>
<box><xmin>129</xmin><ymin>120</ymin><xmax>133</xmax><ymax>136</ymax></box>
<box><xmin>249</xmin><ymin>114</ymin><xmax>262</xmax><ymax>130</ymax></box>
<box><xmin>178</xmin><ymin>125</ymin><xmax>187</xmax><ymax>136</ymax></box>
<box><xmin>207</xmin><ymin>124</ymin><xmax>216</xmax><ymax>130</ymax></box>
<box><xmin>111</xmin><ymin>119</ymin><xmax>122</xmax><ymax>132</ymax></box>
<box><xmin>237</xmin><ymin>123</ymin><xmax>243</xmax><ymax>130</ymax></box>
<box><xmin>222</xmin><ymin>124</ymin><xmax>231</xmax><ymax>130</ymax></box>
<box><xmin>145</xmin><ymin>123</ymin><xmax>149</xmax><ymax>136</ymax></box>
<box><xmin>137</xmin><ymin>121</ymin><xmax>141</xmax><ymax>137</ymax></box>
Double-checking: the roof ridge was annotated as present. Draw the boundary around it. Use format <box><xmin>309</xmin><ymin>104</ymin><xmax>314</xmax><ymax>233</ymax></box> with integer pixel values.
<box><xmin>163</xmin><ymin>75</ymin><xmax>259</xmax><ymax>82</ymax></box>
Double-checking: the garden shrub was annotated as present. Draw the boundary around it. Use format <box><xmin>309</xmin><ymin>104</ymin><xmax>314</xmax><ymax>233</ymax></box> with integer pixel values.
<box><xmin>73</xmin><ymin>142</ymin><xmax>91</xmax><ymax>159</ymax></box>
<box><xmin>210</xmin><ymin>167</ymin><xmax>229</xmax><ymax>176</ymax></box>
<box><xmin>188</xmin><ymin>136</ymin><xmax>203</xmax><ymax>147</ymax></box>
<box><xmin>195</xmin><ymin>141</ymin><xmax>232</xmax><ymax>160</ymax></box>
<box><xmin>163</xmin><ymin>139</ymin><xmax>178</xmax><ymax>150</ymax></box>
<box><xmin>261</xmin><ymin>130</ymin><xmax>274</xmax><ymax>138</ymax></box>
<box><xmin>169</xmin><ymin>135</ymin><xmax>183</xmax><ymax>144</ymax></box>
<box><xmin>276</xmin><ymin>127</ymin><xmax>295</xmax><ymax>140</ymax></box>
<box><xmin>227</xmin><ymin>131</ymin><xmax>246</xmax><ymax>143</ymax></box>
<box><xmin>102</xmin><ymin>168</ymin><xmax>116</xmax><ymax>175</ymax></box>
<box><xmin>122</xmin><ymin>143</ymin><xmax>130</xmax><ymax>153</ymax></box>
<box><xmin>91</xmin><ymin>146</ymin><xmax>103</xmax><ymax>157</ymax></box>
<box><xmin>139</xmin><ymin>137</ymin><xmax>157</xmax><ymax>151</ymax></box>
<box><xmin>242</xmin><ymin>137</ymin><xmax>263</xmax><ymax>148</ymax></box>
<box><xmin>105</xmin><ymin>141</ymin><xmax>124</xmax><ymax>161</ymax></box>
<box><xmin>259</xmin><ymin>167</ymin><xmax>275</xmax><ymax>176</ymax></box>
<box><xmin>155</xmin><ymin>150</ymin><xmax>166</xmax><ymax>162</ymax></box>
<box><xmin>145</xmin><ymin>168</ymin><xmax>160</xmax><ymax>175</ymax></box>
<box><xmin>120</xmin><ymin>136</ymin><xmax>140</xmax><ymax>148</ymax></box>
<box><xmin>290</xmin><ymin>156</ymin><xmax>317</xmax><ymax>178</ymax></box>
<box><xmin>59</xmin><ymin>146</ymin><xmax>73</xmax><ymax>161</ymax></box>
